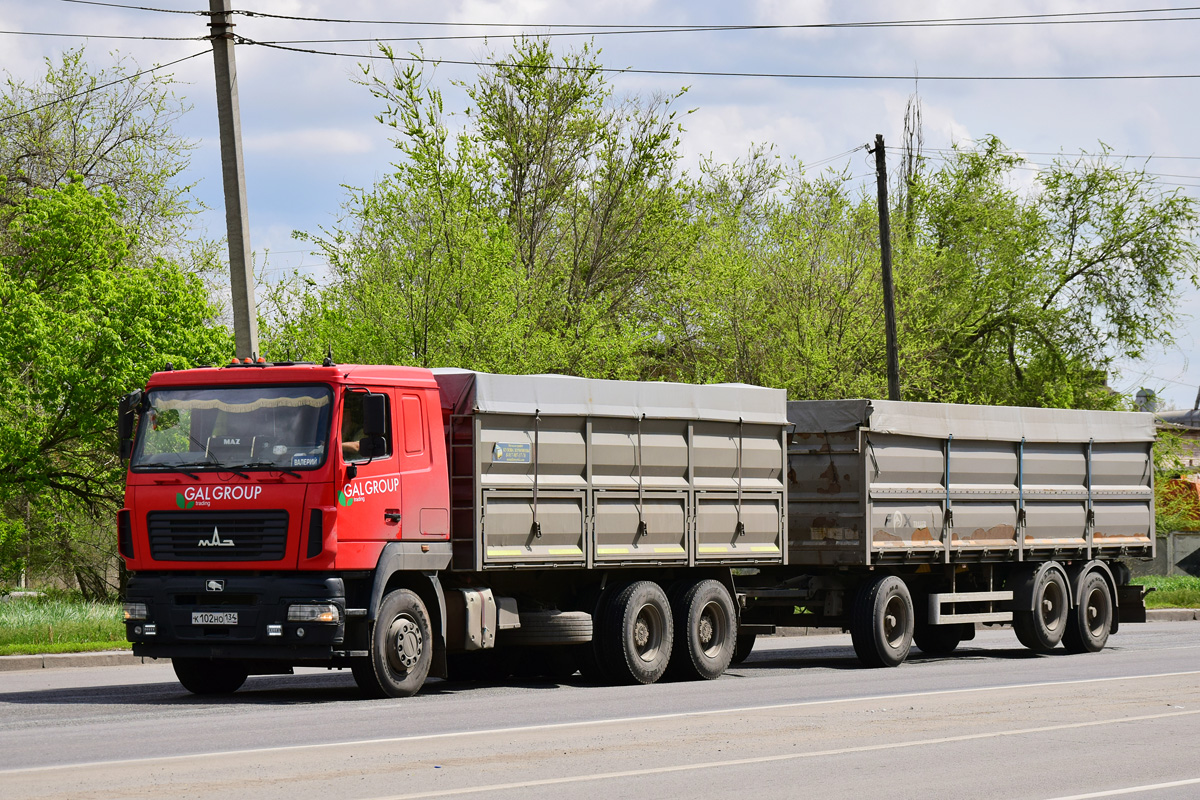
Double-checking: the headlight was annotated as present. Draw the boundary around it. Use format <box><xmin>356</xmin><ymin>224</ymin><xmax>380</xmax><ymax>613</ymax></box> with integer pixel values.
<box><xmin>123</xmin><ymin>602</ymin><xmax>148</xmax><ymax>621</ymax></box>
<box><xmin>287</xmin><ymin>603</ymin><xmax>340</xmax><ymax>623</ymax></box>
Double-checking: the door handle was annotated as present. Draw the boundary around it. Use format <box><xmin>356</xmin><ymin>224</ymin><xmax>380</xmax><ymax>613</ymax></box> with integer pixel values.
<box><xmin>384</xmin><ymin>511</ymin><xmax>402</xmax><ymax>524</ymax></box>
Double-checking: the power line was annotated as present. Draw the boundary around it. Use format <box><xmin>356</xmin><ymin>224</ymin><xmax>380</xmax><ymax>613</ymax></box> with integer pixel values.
<box><xmin>0</xmin><ymin>49</ymin><xmax>211</xmax><ymax>125</ymax></box>
<box><xmin>223</xmin><ymin>5</ymin><xmax>1200</xmax><ymax>28</ymax></box>
<box><xmin>0</xmin><ymin>29</ymin><xmax>205</xmax><ymax>41</ymax></box>
<box><xmin>56</xmin><ymin>0</ymin><xmax>204</xmax><ymax>14</ymax></box>
<box><xmin>239</xmin><ymin>38</ymin><xmax>1200</xmax><ymax>82</ymax></box>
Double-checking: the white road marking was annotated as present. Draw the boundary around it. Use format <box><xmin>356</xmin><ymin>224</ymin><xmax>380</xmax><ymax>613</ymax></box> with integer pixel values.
<box><xmin>361</xmin><ymin>709</ymin><xmax>1200</xmax><ymax>800</ymax></box>
<box><xmin>1041</xmin><ymin>777</ymin><xmax>1200</xmax><ymax>799</ymax></box>
<box><xmin>2</xmin><ymin>669</ymin><xmax>1199</xmax><ymax>776</ymax></box>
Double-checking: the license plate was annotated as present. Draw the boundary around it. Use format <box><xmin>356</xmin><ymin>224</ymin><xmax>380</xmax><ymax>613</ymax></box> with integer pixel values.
<box><xmin>192</xmin><ymin>611</ymin><xmax>238</xmax><ymax>625</ymax></box>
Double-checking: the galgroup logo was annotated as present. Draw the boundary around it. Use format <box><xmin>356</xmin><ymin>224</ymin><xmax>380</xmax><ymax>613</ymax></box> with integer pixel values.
<box><xmin>339</xmin><ymin>477</ymin><xmax>400</xmax><ymax>507</ymax></box>
<box><xmin>175</xmin><ymin>485</ymin><xmax>264</xmax><ymax>510</ymax></box>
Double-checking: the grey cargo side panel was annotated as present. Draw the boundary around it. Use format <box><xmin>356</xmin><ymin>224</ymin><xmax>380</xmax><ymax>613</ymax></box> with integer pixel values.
<box><xmin>436</xmin><ymin>372</ymin><xmax>787</xmax><ymax>570</ymax></box>
<box><xmin>786</xmin><ymin>399</ymin><xmax>1155</xmax><ymax>566</ymax></box>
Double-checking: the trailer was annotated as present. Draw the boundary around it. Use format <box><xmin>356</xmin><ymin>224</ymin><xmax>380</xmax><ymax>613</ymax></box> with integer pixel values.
<box><xmin>736</xmin><ymin>399</ymin><xmax>1154</xmax><ymax>665</ymax></box>
<box><xmin>117</xmin><ymin>364</ymin><xmax>1154</xmax><ymax>696</ymax></box>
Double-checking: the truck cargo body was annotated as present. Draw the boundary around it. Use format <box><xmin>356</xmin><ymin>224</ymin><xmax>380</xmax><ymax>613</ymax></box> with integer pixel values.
<box><xmin>118</xmin><ymin>364</ymin><xmax>1155</xmax><ymax>696</ymax></box>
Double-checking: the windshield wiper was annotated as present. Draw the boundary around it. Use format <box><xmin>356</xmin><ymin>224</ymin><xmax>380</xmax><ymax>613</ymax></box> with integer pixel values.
<box><xmin>227</xmin><ymin>462</ymin><xmax>303</xmax><ymax>479</ymax></box>
<box><xmin>136</xmin><ymin>464</ymin><xmax>201</xmax><ymax>480</ymax></box>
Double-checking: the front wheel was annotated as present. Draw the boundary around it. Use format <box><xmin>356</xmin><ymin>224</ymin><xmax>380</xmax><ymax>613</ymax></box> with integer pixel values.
<box><xmin>172</xmin><ymin>657</ymin><xmax>248</xmax><ymax>695</ymax></box>
<box><xmin>355</xmin><ymin>589</ymin><xmax>433</xmax><ymax>698</ymax></box>
<box><xmin>850</xmin><ymin>574</ymin><xmax>914</xmax><ymax>668</ymax></box>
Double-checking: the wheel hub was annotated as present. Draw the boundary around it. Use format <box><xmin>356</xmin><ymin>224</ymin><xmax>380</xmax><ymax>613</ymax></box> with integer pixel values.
<box><xmin>386</xmin><ymin>614</ymin><xmax>423</xmax><ymax>673</ymax></box>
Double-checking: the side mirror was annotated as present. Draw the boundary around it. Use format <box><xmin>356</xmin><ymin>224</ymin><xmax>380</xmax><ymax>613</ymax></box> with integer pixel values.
<box><xmin>358</xmin><ymin>435</ymin><xmax>388</xmax><ymax>459</ymax></box>
<box><xmin>363</xmin><ymin>394</ymin><xmax>388</xmax><ymax>437</ymax></box>
<box><xmin>118</xmin><ymin>390</ymin><xmax>143</xmax><ymax>460</ymax></box>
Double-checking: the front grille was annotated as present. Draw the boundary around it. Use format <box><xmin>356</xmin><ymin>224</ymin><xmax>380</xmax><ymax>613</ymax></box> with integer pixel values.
<box><xmin>147</xmin><ymin>510</ymin><xmax>289</xmax><ymax>561</ymax></box>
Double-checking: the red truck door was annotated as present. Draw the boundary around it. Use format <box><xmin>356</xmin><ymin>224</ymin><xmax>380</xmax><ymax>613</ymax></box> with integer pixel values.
<box><xmin>336</xmin><ymin>388</ymin><xmax>403</xmax><ymax>547</ymax></box>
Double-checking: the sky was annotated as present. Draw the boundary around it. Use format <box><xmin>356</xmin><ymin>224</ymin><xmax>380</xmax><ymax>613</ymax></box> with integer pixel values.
<box><xmin>3</xmin><ymin>0</ymin><xmax>1200</xmax><ymax>408</ymax></box>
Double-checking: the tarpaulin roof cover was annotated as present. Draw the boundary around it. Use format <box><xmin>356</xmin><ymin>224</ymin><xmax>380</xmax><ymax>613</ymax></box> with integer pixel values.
<box><xmin>787</xmin><ymin>399</ymin><xmax>1155</xmax><ymax>443</ymax></box>
<box><xmin>433</xmin><ymin>370</ymin><xmax>787</xmax><ymax>425</ymax></box>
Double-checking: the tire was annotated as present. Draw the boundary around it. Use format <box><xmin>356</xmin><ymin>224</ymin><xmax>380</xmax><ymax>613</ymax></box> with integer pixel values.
<box><xmin>730</xmin><ymin>632</ymin><xmax>757</xmax><ymax>665</ymax></box>
<box><xmin>1013</xmin><ymin>567</ymin><xmax>1069</xmax><ymax>653</ymax></box>
<box><xmin>600</xmin><ymin>580</ymin><xmax>674</xmax><ymax>685</ymax></box>
<box><xmin>1062</xmin><ymin>571</ymin><xmax>1113</xmax><ymax>654</ymax></box>
<box><xmin>355</xmin><ymin>589</ymin><xmax>433</xmax><ymax>698</ymax></box>
<box><xmin>913</xmin><ymin>621</ymin><xmax>971</xmax><ymax>655</ymax></box>
<box><xmin>172</xmin><ymin>657</ymin><xmax>248</xmax><ymax>695</ymax></box>
<box><xmin>850</xmin><ymin>574</ymin><xmax>914</xmax><ymax>668</ymax></box>
<box><xmin>503</xmin><ymin>610</ymin><xmax>593</xmax><ymax>646</ymax></box>
<box><xmin>668</xmin><ymin>579</ymin><xmax>736</xmax><ymax>681</ymax></box>
<box><xmin>573</xmin><ymin>588</ymin><xmax>612</xmax><ymax>684</ymax></box>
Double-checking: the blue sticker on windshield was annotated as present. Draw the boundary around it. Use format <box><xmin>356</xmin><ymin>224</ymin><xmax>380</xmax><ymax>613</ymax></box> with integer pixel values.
<box><xmin>292</xmin><ymin>454</ymin><xmax>321</xmax><ymax>468</ymax></box>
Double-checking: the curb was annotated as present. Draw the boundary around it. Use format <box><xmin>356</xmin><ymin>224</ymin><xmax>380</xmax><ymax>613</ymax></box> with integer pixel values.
<box><xmin>0</xmin><ymin>651</ymin><xmax>161</xmax><ymax>673</ymax></box>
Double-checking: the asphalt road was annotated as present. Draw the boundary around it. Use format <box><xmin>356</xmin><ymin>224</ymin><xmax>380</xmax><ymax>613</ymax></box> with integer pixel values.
<box><xmin>3</xmin><ymin>623</ymin><xmax>1200</xmax><ymax>800</ymax></box>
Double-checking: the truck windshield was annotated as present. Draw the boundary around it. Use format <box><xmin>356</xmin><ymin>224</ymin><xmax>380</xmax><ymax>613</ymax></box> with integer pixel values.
<box><xmin>130</xmin><ymin>385</ymin><xmax>333</xmax><ymax>472</ymax></box>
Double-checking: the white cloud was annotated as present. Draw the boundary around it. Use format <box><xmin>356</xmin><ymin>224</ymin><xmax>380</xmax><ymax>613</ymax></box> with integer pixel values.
<box><xmin>243</xmin><ymin>128</ymin><xmax>376</xmax><ymax>155</ymax></box>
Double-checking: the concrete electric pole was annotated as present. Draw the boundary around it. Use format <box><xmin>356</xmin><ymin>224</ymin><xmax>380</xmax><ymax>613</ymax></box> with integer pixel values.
<box><xmin>872</xmin><ymin>134</ymin><xmax>901</xmax><ymax>402</ymax></box>
<box><xmin>208</xmin><ymin>0</ymin><xmax>259</xmax><ymax>359</ymax></box>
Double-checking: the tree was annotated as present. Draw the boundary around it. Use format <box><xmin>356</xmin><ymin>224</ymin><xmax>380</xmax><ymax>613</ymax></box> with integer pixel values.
<box><xmin>902</xmin><ymin>138</ymin><xmax>1199</xmax><ymax>408</ymax></box>
<box><xmin>0</xmin><ymin>178</ymin><xmax>230</xmax><ymax>595</ymax></box>
<box><xmin>270</xmin><ymin>40</ymin><xmax>692</xmax><ymax>378</ymax></box>
<box><xmin>0</xmin><ymin>47</ymin><xmax>196</xmax><ymax>258</ymax></box>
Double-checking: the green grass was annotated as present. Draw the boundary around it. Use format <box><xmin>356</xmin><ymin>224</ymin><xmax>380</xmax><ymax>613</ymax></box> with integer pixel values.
<box><xmin>1132</xmin><ymin>575</ymin><xmax>1200</xmax><ymax>609</ymax></box>
<box><xmin>0</xmin><ymin>596</ymin><xmax>128</xmax><ymax>654</ymax></box>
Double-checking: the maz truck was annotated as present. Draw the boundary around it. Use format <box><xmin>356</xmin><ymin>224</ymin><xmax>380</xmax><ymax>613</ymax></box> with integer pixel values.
<box><xmin>117</xmin><ymin>360</ymin><xmax>1155</xmax><ymax>696</ymax></box>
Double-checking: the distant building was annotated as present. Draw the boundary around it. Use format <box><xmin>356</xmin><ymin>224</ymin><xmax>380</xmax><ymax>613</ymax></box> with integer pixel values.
<box><xmin>1156</xmin><ymin>389</ymin><xmax>1200</xmax><ymax>469</ymax></box>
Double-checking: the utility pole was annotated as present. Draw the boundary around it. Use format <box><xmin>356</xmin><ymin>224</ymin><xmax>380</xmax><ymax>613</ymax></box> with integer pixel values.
<box><xmin>208</xmin><ymin>0</ymin><xmax>259</xmax><ymax>359</ymax></box>
<box><xmin>872</xmin><ymin>134</ymin><xmax>901</xmax><ymax>402</ymax></box>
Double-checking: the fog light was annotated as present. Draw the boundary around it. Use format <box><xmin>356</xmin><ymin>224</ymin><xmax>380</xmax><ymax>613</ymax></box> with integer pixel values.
<box><xmin>267</xmin><ymin>624</ymin><xmax>283</xmax><ymax>637</ymax></box>
<box><xmin>123</xmin><ymin>602</ymin><xmax>148</xmax><ymax>621</ymax></box>
<box><xmin>287</xmin><ymin>603</ymin><xmax>340</xmax><ymax>623</ymax></box>
<box><xmin>296</xmin><ymin>627</ymin><xmax>306</xmax><ymax>638</ymax></box>
<box><xmin>143</xmin><ymin>624</ymin><xmax>157</xmax><ymax>636</ymax></box>
<box><xmin>133</xmin><ymin>625</ymin><xmax>142</xmax><ymax>635</ymax></box>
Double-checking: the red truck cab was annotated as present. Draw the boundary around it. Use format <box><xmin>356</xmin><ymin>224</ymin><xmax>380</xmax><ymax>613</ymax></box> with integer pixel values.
<box><xmin>120</xmin><ymin>361</ymin><xmax>451</xmax><ymax>692</ymax></box>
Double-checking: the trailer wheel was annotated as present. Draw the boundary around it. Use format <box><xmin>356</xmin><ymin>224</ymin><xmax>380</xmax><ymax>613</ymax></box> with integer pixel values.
<box><xmin>913</xmin><ymin>621</ymin><xmax>970</xmax><ymax>655</ymax></box>
<box><xmin>668</xmin><ymin>579</ymin><xmax>736</xmax><ymax>681</ymax></box>
<box><xmin>601</xmin><ymin>580</ymin><xmax>674</xmax><ymax>684</ymax></box>
<box><xmin>851</xmin><ymin>574</ymin><xmax>914</xmax><ymax>668</ymax></box>
<box><xmin>1013</xmin><ymin>568</ymin><xmax>1069</xmax><ymax>653</ymax></box>
<box><xmin>1062</xmin><ymin>571</ymin><xmax>1113</xmax><ymax>654</ymax></box>
<box><xmin>172</xmin><ymin>658</ymin><xmax>247</xmax><ymax>695</ymax></box>
<box><xmin>730</xmin><ymin>632</ymin><xmax>757</xmax><ymax>665</ymax></box>
<box><xmin>355</xmin><ymin>589</ymin><xmax>432</xmax><ymax>698</ymax></box>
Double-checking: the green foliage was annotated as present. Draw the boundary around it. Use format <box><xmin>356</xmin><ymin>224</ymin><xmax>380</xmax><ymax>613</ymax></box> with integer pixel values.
<box><xmin>1132</xmin><ymin>575</ymin><xmax>1200</xmax><ymax>609</ymax></box>
<box><xmin>0</xmin><ymin>595</ymin><xmax>126</xmax><ymax>650</ymax></box>
<box><xmin>0</xmin><ymin>178</ymin><xmax>230</xmax><ymax>597</ymax></box>
<box><xmin>267</xmin><ymin>39</ymin><xmax>691</xmax><ymax>378</ymax></box>
<box><xmin>0</xmin><ymin>47</ymin><xmax>196</xmax><ymax>256</ymax></box>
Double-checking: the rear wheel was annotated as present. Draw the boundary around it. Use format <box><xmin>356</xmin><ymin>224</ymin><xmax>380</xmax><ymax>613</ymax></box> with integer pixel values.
<box><xmin>668</xmin><ymin>579</ymin><xmax>736</xmax><ymax>681</ymax></box>
<box><xmin>851</xmin><ymin>574</ymin><xmax>914</xmax><ymax>668</ymax></box>
<box><xmin>172</xmin><ymin>658</ymin><xmax>248</xmax><ymax>695</ymax></box>
<box><xmin>1062</xmin><ymin>571</ymin><xmax>1113</xmax><ymax>654</ymax></box>
<box><xmin>913</xmin><ymin>621</ymin><xmax>972</xmax><ymax>655</ymax></box>
<box><xmin>730</xmin><ymin>632</ymin><xmax>757</xmax><ymax>665</ymax></box>
<box><xmin>354</xmin><ymin>589</ymin><xmax>433</xmax><ymax>698</ymax></box>
<box><xmin>1013</xmin><ymin>567</ymin><xmax>1069</xmax><ymax>653</ymax></box>
<box><xmin>601</xmin><ymin>580</ymin><xmax>674</xmax><ymax>684</ymax></box>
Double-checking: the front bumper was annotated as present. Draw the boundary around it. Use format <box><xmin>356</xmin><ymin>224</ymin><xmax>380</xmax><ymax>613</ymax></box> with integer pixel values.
<box><xmin>126</xmin><ymin>573</ymin><xmax>347</xmax><ymax>663</ymax></box>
